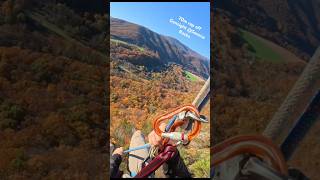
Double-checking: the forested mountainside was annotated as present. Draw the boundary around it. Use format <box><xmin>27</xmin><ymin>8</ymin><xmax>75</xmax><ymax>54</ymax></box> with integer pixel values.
<box><xmin>110</xmin><ymin>17</ymin><xmax>209</xmax><ymax>78</ymax></box>
<box><xmin>0</xmin><ymin>0</ymin><xmax>108</xmax><ymax>179</ymax></box>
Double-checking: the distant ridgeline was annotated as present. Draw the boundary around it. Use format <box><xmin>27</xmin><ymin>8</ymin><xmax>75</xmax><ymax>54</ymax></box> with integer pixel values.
<box><xmin>110</xmin><ymin>17</ymin><xmax>209</xmax><ymax>78</ymax></box>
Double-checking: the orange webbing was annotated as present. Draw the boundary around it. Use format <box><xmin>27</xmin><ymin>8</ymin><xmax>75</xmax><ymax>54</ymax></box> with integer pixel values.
<box><xmin>211</xmin><ymin>135</ymin><xmax>288</xmax><ymax>176</ymax></box>
<box><xmin>153</xmin><ymin>104</ymin><xmax>201</xmax><ymax>142</ymax></box>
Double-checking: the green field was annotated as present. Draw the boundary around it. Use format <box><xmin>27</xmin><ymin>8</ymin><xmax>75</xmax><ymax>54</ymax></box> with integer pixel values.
<box><xmin>184</xmin><ymin>71</ymin><xmax>198</xmax><ymax>82</ymax></box>
<box><xmin>239</xmin><ymin>29</ymin><xmax>283</xmax><ymax>63</ymax></box>
<box><xmin>111</xmin><ymin>38</ymin><xmax>145</xmax><ymax>52</ymax></box>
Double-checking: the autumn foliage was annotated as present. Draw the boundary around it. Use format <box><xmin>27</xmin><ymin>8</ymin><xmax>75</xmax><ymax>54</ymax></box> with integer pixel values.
<box><xmin>0</xmin><ymin>0</ymin><xmax>107</xmax><ymax>179</ymax></box>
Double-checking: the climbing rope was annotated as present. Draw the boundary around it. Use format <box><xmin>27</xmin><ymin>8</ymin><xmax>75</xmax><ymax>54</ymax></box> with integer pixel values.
<box><xmin>263</xmin><ymin>47</ymin><xmax>320</xmax><ymax>141</ymax></box>
<box><xmin>280</xmin><ymin>90</ymin><xmax>320</xmax><ymax>160</ymax></box>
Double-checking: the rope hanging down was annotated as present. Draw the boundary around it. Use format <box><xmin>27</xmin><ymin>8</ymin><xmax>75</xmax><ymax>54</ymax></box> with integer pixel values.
<box><xmin>263</xmin><ymin>47</ymin><xmax>320</xmax><ymax>141</ymax></box>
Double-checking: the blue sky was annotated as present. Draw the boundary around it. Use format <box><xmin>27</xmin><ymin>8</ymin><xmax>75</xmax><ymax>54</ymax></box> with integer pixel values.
<box><xmin>110</xmin><ymin>2</ymin><xmax>210</xmax><ymax>59</ymax></box>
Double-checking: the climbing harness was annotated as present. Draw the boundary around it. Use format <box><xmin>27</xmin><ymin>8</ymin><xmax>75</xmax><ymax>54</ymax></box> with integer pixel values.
<box><xmin>135</xmin><ymin>145</ymin><xmax>178</xmax><ymax>178</ymax></box>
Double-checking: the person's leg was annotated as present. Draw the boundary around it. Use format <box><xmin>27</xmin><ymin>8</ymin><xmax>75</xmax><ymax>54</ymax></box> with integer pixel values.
<box><xmin>128</xmin><ymin>130</ymin><xmax>149</xmax><ymax>176</ymax></box>
<box><xmin>110</xmin><ymin>143</ymin><xmax>114</xmax><ymax>155</ymax></box>
<box><xmin>122</xmin><ymin>174</ymin><xmax>132</xmax><ymax>178</ymax></box>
